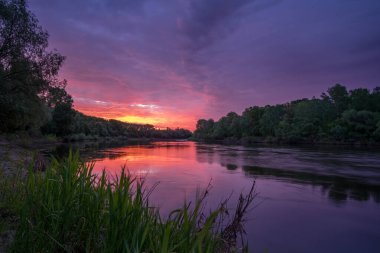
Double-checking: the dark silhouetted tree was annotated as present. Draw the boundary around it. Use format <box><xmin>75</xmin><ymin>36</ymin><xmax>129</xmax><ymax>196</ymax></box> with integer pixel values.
<box><xmin>349</xmin><ymin>88</ymin><xmax>371</xmax><ymax>111</ymax></box>
<box><xmin>327</xmin><ymin>84</ymin><xmax>349</xmax><ymax>114</ymax></box>
<box><xmin>0</xmin><ymin>0</ymin><xmax>65</xmax><ymax>133</ymax></box>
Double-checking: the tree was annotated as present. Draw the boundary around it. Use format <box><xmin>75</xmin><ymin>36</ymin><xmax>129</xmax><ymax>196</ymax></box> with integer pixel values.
<box><xmin>371</xmin><ymin>87</ymin><xmax>380</xmax><ymax>112</ymax></box>
<box><xmin>194</xmin><ymin>119</ymin><xmax>214</xmax><ymax>139</ymax></box>
<box><xmin>0</xmin><ymin>0</ymin><xmax>64</xmax><ymax>80</ymax></box>
<box><xmin>292</xmin><ymin>99</ymin><xmax>336</xmax><ymax>138</ymax></box>
<box><xmin>349</xmin><ymin>88</ymin><xmax>371</xmax><ymax>111</ymax></box>
<box><xmin>327</xmin><ymin>84</ymin><xmax>349</xmax><ymax>114</ymax></box>
<box><xmin>52</xmin><ymin>100</ymin><xmax>74</xmax><ymax>136</ymax></box>
<box><xmin>339</xmin><ymin>110</ymin><xmax>380</xmax><ymax>140</ymax></box>
<box><xmin>210</xmin><ymin>112</ymin><xmax>242</xmax><ymax>139</ymax></box>
<box><xmin>373</xmin><ymin>120</ymin><xmax>380</xmax><ymax>141</ymax></box>
<box><xmin>259</xmin><ymin>105</ymin><xmax>284</xmax><ymax>137</ymax></box>
<box><xmin>241</xmin><ymin>106</ymin><xmax>264</xmax><ymax>136</ymax></box>
<box><xmin>194</xmin><ymin>84</ymin><xmax>380</xmax><ymax>143</ymax></box>
<box><xmin>0</xmin><ymin>0</ymin><xmax>65</xmax><ymax>133</ymax></box>
<box><xmin>0</xmin><ymin>58</ymin><xmax>47</xmax><ymax>132</ymax></box>
<box><xmin>50</xmin><ymin>86</ymin><xmax>74</xmax><ymax>136</ymax></box>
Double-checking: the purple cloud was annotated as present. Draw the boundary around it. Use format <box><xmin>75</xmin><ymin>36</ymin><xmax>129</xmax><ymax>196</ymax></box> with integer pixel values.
<box><xmin>28</xmin><ymin>0</ymin><xmax>380</xmax><ymax>128</ymax></box>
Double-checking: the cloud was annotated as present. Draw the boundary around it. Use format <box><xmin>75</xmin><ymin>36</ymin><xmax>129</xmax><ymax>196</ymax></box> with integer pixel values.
<box><xmin>181</xmin><ymin>0</ymin><xmax>253</xmax><ymax>51</ymax></box>
<box><xmin>179</xmin><ymin>0</ymin><xmax>282</xmax><ymax>53</ymax></box>
<box><xmin>28</xmin><ymin>0</ymin><xmax>380</xmax><ymax>129</ymax></box>
<box><xmin>104</xmin><ymin>0</ymin><xmax>148</xmax><ymax>12</ymax></box>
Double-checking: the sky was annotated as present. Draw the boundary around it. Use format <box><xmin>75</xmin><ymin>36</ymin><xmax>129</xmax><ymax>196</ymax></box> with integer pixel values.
<box><xmin>29</xmin><ymin>0</ymin><xmax>380</xmax><ymax>130</ymax></box>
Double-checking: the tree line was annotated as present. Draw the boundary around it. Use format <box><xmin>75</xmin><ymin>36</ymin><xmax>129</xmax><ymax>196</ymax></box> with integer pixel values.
<box><xmin>44</xmin><ymin>111</ymin><xmax>192</xmax><ymax>140</ymax></box>
<box><xmin>194</xmin><ymin>84</ymin><xmax>380</xmax><ymax>144</ymax></box>
<box><xmin>0</xmin><ymin>0</ymin><xmax>191</xmax><ymax>140</ymax></box>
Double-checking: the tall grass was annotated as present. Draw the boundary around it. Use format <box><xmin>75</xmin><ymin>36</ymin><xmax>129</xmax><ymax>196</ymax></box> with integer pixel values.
<box><xmin>4</xmin><ymin>151</ymin><xmax>253</xmax><ymax>253</ymax></box>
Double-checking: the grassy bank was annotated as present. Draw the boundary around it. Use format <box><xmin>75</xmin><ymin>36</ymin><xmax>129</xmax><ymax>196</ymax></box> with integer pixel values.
<box><xmin>0</xmin><ymin>152</ymin><xmax>254</xmax><ymax>253</ymax></box>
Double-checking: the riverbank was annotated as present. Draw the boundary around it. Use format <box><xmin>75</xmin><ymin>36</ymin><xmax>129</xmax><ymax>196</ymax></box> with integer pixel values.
<box><xmin>0</xmin><ymin>135</ymin><xmax>36</xmax><ymax>176</ymax></box>
<box><xmin>0</xmin><ymin>136</ymin><xmax>254</xmax><ymax>252</ymax></box>
<box><xmin>0</xmin><ymin>135</ymin><xmax>37</xmax><ymax>252</ymax></box>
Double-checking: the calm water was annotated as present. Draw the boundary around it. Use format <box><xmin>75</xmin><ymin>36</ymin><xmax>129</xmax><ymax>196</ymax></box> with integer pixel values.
<box><xmin>52</xmin><ymin>141</ymin><xmax>380</xmax><ymax>253</ymax></box>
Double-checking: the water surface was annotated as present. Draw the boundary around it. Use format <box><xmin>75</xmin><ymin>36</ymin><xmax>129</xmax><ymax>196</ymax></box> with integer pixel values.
<box><xmin>52</xmin><ymin>141</ymin><xmax>380</xmax><ymax>253</ymax></box>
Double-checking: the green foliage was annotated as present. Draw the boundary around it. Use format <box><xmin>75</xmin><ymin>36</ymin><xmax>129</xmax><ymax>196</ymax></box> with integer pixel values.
<box><xmin>42</xmin><ymin>83</ymin><xmax>75</xmax><ymax>136</ymax></box>
<box><xmin>194</xmin><ymin>84</ymin><xmax>380</xmax><ymax>144</ymax></box>
<box><xmin>373</xmin><ymin>120</ymin><xmax>380</xmax><ymax>141</ymax></box>
<box><xmin>259</xmin><ymin>105</ymin><xmax>285</xmax><ymax>137</ymax></box>
<box><xmin>328</xmin><ymin>83</ymin><xmax>349</xmax><ymax>114</ymax></box>
<box><xmin>338</xmin><ymin>110</ymin><xmax>380</xmax><ymax>140</ymax></box>
<box><xmin>349</xmin><ymin>88</ymin><xmax>371</xmax><ymax>111</ymax></box>
<box><xmin>0</xmin><ymin>0</ymin><xmax>68</xmax><ymax>133</ymax></box>
<box><xmin>212</xmin><ymin>112</ymin><xmax>241</xmax><ymax>139</ymax></box>
<box><xmin>193</xmin><ymin>119</ymin><xmax>215</xmax><ymax>140</ymax></box>
<box><xmin>52</xmin><ymin>102</ymin><xmax>75</xmax><ymax>136</ymax></box>
<box><xmin>0</xmin><ymin>78</ymin><xmax>47</xmax><ymax>132</ymax></box>
<box><xmin>372</xmin><ymin>87</ymin><xmax>380</xmax><ymax>112</ymax></box>
<box><xmin>4</xmin><ymin>152</ymin><xmax>251</xmax><ymax>252</ymax></box>
<box><xmin>241</xmin><ymin>106</ymin><xmax>263</xmax><ymax>137</ymax></box>
<box><xmin>291</xmin><ymin>99</ymin><xmax>336</xmax><ymax>138</ymax></box>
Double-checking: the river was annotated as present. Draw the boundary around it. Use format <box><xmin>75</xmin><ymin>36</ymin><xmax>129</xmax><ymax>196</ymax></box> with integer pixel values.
<box><xmin>50</xmin><ymin>140</ymin><xmax>380</xmax><ymax>253</ymax></box>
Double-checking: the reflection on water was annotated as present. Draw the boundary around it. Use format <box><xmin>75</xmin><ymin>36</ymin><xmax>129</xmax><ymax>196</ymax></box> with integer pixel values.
<box><xmin>194</xmin><ymin>144</ymin><xmax>380</xmax><ymax>204</ymax></box>
<box><xmin>242</xmin><ymin>165</ymin><xmax>380</xmax><ymax>203</ymax></box>
<box><xmin>49</xmin><ymin>141</ymin><xmax>380</xmax><ymax>253</ymax></box>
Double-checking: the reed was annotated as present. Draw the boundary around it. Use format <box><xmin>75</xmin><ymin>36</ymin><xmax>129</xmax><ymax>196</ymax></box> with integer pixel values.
<box><xmin>2</xmin><ymin>151</ymin><xmax>253</xmax><ymax>253</ymax></box>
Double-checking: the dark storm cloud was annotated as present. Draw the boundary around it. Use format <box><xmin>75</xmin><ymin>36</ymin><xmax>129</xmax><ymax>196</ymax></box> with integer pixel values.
<box><xmin>181</xmin><ymin>0</ymin><xmax>254</xmax><ymax>52</ymax></box>
<box><xmin>180</xmin><ymin>0</ymin><xmax>281</xmax><ymax>52</ymax></box>
<box><xmin>104</xmin><ymin>0</ymin><xmax>147</xmax><ymax>12</ymax></box>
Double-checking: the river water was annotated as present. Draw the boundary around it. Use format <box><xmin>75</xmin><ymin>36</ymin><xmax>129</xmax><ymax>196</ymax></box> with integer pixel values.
<box><xmin>52</xmin><ymin>140</ymin><xmax>380</xmax><ymax>253</ymax></box>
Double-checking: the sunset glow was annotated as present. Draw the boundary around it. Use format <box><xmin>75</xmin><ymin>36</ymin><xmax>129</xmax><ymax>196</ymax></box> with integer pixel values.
<box><xmin>29</xmin><ymin>0</ymin><xmax>380</xmax><ymax>129</ymax></box>
<box><xmin>2</xmin><ymin>1</ymin><xmax>380</xmax><ymax>252</ymax></box>
<box><xmin>73</xmin><ymin>102</ymin><xmax>197</xmax><ymax>130</ymax></box>
<box><xmin>116</xmin><ymin>116</ymin><xmax>167</xmax><ymax>126</ymax></box>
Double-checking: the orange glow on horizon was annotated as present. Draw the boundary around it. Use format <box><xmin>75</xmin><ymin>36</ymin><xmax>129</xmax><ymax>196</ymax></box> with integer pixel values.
<box><xmin>67</xmin><ymin>77</ymin><xmax>211</xmax><ymax>131</ymax></box>
<box><xmin>116</xmin><ymin>115</ymin><xmax>195</xmax><ymax>130</ymax></box>
<box><xmin>73</xmin><ymin>105</ymin><xmax>196</xmax><ymax>130</ymax></box>
<box><xmin>116</xmin><ymin>115</ymin><xmax>169</xmax><ymax>126</ymax></box>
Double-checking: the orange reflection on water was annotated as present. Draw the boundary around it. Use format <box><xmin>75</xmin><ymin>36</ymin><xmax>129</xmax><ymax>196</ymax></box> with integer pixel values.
<box><xmin>92</xmin><ymin>142</ymin><xmax>199</xmax><ymax>174</ymax></box>
<box><xmin>76</xmin><ymin>141</ymin><xmax>380</xmax><ymax>253</ymax></box>
<box><xmin>90</xmin><ymin>142</ymin><xmax>226</xmax><ymax>212</ymax></box>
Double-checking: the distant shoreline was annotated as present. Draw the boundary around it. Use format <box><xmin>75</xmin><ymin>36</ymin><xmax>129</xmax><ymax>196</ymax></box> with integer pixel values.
<box><xmin>191</xmin><ymin>137</ymin><xmax>380</xmax><ymax>148</ymax></box>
